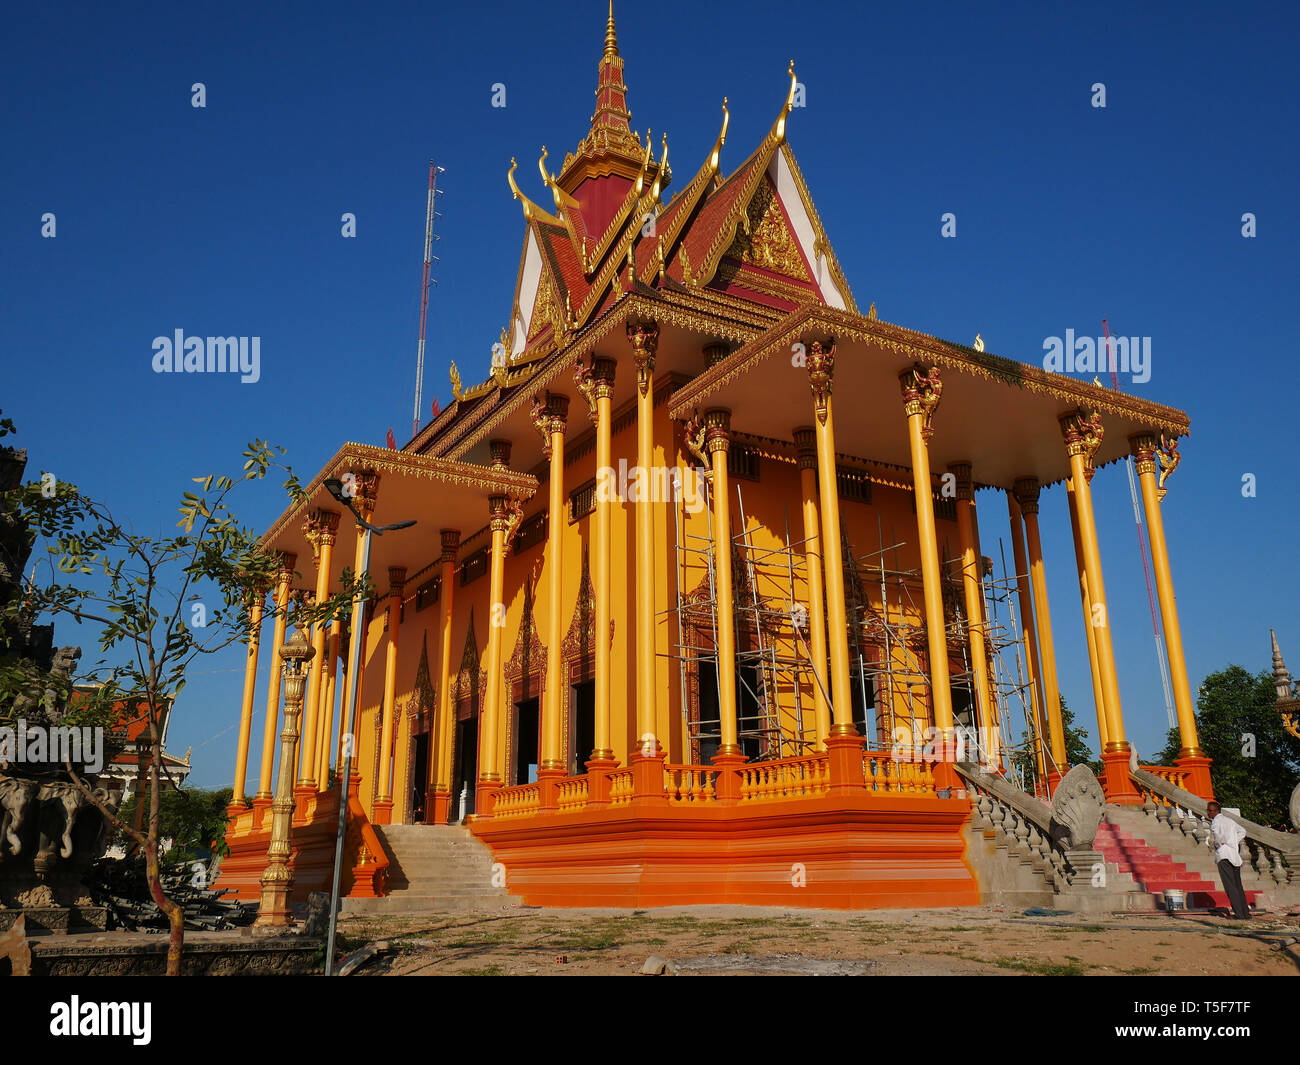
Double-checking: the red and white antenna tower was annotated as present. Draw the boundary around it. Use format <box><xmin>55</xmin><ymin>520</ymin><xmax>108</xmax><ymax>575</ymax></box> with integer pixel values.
<box><xmin>412</xmin><ymin>160</ymin><xmax>444</xmax><ymax>439</ymax></box>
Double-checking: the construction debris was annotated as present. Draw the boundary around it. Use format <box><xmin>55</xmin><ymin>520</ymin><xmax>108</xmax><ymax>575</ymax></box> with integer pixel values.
<box><xmin>83</xmin><ymin>856</ymin><xmax>256</xmax><ymax>932</ymax></box>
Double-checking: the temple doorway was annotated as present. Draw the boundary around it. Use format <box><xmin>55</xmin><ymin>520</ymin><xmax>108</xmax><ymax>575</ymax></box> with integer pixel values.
<box><xmin>452</xmin><ymin>718</ymin><xmax>477</xmax><ymax>819</ymax></box>
<box><xmin>409</xmin><ymin>733</ymin><xmax>429</xmax><ymax>824</ymax></box>
<box><xmin>513</xmin><ymin>696</ymin><xmax>540</xmax><ymax>785</ymax></box>
<box><xmin>570</xmin><ymin>679</ymin><xmax>595</xmax><ymax>774</ymax></box>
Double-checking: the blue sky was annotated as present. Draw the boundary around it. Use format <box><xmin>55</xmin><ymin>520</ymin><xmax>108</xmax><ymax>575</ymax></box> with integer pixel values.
<box><xmin>2</xmin><ymin>1</ymin><xmax>1296</xmax><ymax>786</ymax></box>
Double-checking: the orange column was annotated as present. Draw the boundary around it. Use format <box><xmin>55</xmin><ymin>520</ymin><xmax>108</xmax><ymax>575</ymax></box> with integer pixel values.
<box><xmin>1066</xmin><ymin>476</ymin><xmax>1109</xmax><ymax>751</ymax></box>
<box><xmin>477</xmin><ymin>440</ymin><xmax>516</xmax><ymax>815</ymax></box>
<box><xmin>1014</xmin><ymin>478</ymin><xmax>1067</xmax><ymax>790</ymax></box>
<box><xmin>372</xmin><ymin>567</ymin><xmax>406</xmax><ymax>824</ymax></box>
<box><xmin>948</xmin><ymin>464</ymin><xmax>997</xmax><ymax>767</ymax></box>
<box><xmin>586</xmin><ymin>358</ymin><xmax>617</xmax><ymax>803</ymax></box>
<box><xmin>230</xmin><ymin>587</ymin><xmax>266</xmax><ymax>813</ymax></box>
<box><xmin>705</xmin><ymin>410</ymin><xmax>745</xmax><ymax>781</ymax></box>
<box><xmin>899</xmin><ymin>364</ymin><xmax>955</xmax><ymax>789</ymax></box>
<box><xmin>1007</xmin><ymin>490</ymin><xmax>1050</xmax><ymax>792</ymax></box>
<box><xmin>315</xmin><ymin>619</ymin><xmax>341</xmax><ymax>787</ymax></box>
<box><xmin>1129</xmin><ymin>433</ymin><xmax>1212</xmax><ymax>800</ymax></box>
<box><xmin>794</xmin><ymin>428</ymin><xmax>831</xmax><ymax>747</ymax></box>
<box><xmin>533</xmin><ymin>392</ymin><xmax>569</xmax><ymax>810</ymax></box>
<box><xmin>428</xmin><ymin>530</ymin><xmax>459</xmax><ymax>824</ymax></box>
<box><xmin>254</xmin><ymin>553</ymin><xmax>296</xmax><ymax>822</ymax></box>
<box><xmin>298</xmin><ymin>508</ymin><xmax>339</xmax><ymax>790</ymax></box>
<box><xmin>1061</xmin><ymin>410</ymin><xmax>1139</xmax><ymax>803</ymax></box>
<box><xmin>627</xmin><ymin>321</ymin><xmax>666</xmax><ymax>800</ymax></box>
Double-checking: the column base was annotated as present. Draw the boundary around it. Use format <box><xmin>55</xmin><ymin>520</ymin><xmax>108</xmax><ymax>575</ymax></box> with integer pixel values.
<box><xmin>825</xmin><ymin>733</ymin><xmax>866</xmax><ymax>793</ymax></box>
<box><xmin>537</xmin><ymin>766</ymin><xmax>566</xmax><ymax>810</ymax></box>
<box><xmin>710</xmin><ymin>750</ymin><xmax>748</xmax><ymax>802</ymax></box>
<box><xmin>630</xmin><ymin>746</ymin><xmax>667</xmax><ymax>804</ymax></box>
<box><xmin>1101</xmin><ymin>748</ymin><xmax>1141</xmax><ymax>804</ymax></box>
<box><xmin>371</xmin><ymin>799</ymin><xmax>394</xmax><ymax>825</ymax></box>
<box><xmin>475</xmin><ymin>778</ymin><xmax>502</xmax><ymax>818</ymax></box>
<box><xmin>250</xmin><ymin>796</ymin><xmax>273</xmax><ymax>832</ymax></box>
<box><xmin>1046</xmin><ymin>768</ymin><xmax>1064</xmax><ymax>796</ymax></box>
<box><xmin>585</xmin><ymin>755</ymin><xmax>618</xmax><ymax>806</ymax></box>
<box><xmin>1175</xmin><ymin>753</ymin><xmax>1215</xmax><ymax>802</ymax></box>
<box><xmin>427</xmin><ymin>786</ymin><xmax>450</xmax><ymax>825</ymax></box>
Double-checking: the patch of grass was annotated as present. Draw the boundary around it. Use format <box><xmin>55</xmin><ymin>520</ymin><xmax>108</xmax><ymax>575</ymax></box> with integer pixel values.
<box><xmin>991</xmin><ymin>956</ymin><xmax>1086</xmax><ymax>976</ymax></box>
<box><xmin>1121</xmin><ymin>966</ymin><xmax>1158</xmax><ymax>975</ymax></box>
<box><xmin>458</xmin><ymin>964</ymin><xmax>506</xmax><ymax>976</ymax></box>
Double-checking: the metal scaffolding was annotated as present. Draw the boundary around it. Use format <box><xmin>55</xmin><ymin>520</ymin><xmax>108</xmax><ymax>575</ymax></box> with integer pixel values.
<box><xmin>662</xmin><ymin>474</ymin><xmax>1052</xmax><ymax>793</ymax></box>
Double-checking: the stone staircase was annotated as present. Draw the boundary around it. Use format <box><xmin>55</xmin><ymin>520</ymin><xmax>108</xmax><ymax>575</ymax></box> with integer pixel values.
<box><xmin>1100</xmin><ymin>807</ymin><xmax>1263</xmax><ymax>912</ymax></box>
<box><xmin>341</xmin><ymin>824</ymin><xmax>512</xmax><ymax>914</ymax></box>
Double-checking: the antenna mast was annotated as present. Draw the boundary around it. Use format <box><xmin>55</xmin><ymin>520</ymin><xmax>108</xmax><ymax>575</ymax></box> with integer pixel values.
<box><xmin>412</xmin><ymin>161</ymin><xmax>443</xmax><ymax>439</ymax></box>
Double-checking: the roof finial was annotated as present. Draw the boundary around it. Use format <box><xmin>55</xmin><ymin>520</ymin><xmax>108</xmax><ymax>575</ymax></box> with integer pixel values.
<box><xmin>1273</xmin><ymin>629</ymin><xmax>1294</xmax><ymax>703</ymax></box>
<box><xmin>605</xmin><ymin>0</ymin><xmax>619</xmax><ymax>59</ymax></box>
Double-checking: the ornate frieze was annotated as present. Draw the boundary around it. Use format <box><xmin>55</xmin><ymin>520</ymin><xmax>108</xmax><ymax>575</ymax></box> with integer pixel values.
<box><xmin>529</xmin><ymin>391</ymin><xmax>569</xmax><ymax>458</ymax></box>
<box><xmin>1013</xmin><ymin>477</ymin><xmax>1041</xmax><ymax>515</ymax></box>
<box><xmin>440</xmin><ymin>529</ymin><xmax>460</xmax><ymax>563</ymax></box>
<box><xmin>793</xmin><ymin>426</ymin><xmax>817</xmax><ymax>470</ymax></box>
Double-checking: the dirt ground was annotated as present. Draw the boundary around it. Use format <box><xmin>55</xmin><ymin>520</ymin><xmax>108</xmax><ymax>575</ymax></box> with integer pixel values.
<box><xmin>336</xmin><ymin>903</ymin><xmax>1300</xmax><ymax>977</ymax></box>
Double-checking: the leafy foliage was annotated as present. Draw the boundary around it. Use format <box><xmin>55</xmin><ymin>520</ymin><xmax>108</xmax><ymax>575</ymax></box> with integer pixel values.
<box><xmin>1014</xmin><ymin>696</ymin><xmax>1102</xmax><ymax>793</ymax></box>
<box><xmin>115</xmin><ymin>786</ymin><xmax>234</xmax><ymax>865</ymax></box>
<box><xmin>1155</xmin><ymin>664</ymin><xmax>1300</xmax><ymax>827</ymax></box>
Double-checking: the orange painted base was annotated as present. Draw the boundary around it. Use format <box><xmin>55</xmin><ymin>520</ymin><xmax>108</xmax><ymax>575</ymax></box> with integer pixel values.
<box><xmin>1175</xmin><ymin>754</ymin><xmax>1215</xmax><ymax>802</ymax></box>
<box><xmin>471</xmin><ymin>793</ymin><xmax>978</xmax><ymax>910</ymax></box>
<box><xmin>1101</xmin><ymin>749</ymin><xmax>1142</xmax><ymax>804</ymax></box>
<box><xmin>428</xmin><ymin>787</ymin><xmax>451</xmax><ymax>825</ymax></box>
<box><xmin>371</xmin><ymin>799</ymin><xmax>394</xmax><ymax>825</ymax></box>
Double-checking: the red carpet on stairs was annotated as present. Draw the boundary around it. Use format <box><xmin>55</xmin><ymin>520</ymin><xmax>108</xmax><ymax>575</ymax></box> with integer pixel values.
<box><xmin>1093</xmin><ymin>822</ymin><xmax>1259</xmax><ymax>911</ymax></box>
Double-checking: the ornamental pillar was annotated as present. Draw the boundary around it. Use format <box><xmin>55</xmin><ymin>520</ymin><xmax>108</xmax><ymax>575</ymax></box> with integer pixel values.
<box><xmin>1065</xmin><ymin>475</ymin><xmax>1109</xmax><ymax>750</ymax></box>
<box><xmin>1007</xmin><ymin>490</ymin><xmax>1050</xmax><ymax>791</ymax></box>
<box><xmin>794</xmin><ymin>428</ymin><xmax>831</xmax><ymax>747</ymax></box>
<box><xmin>1060</xmin><ymin>410</ymin><xmax>1139</xmax><ymax>802</ymax></box>
<box><xmin>373</xmin><ymin>567</ymin><xmax>406</xmax><ymax>824</ymax></box>
<box><xmin>947</xmin><ymin>463</ymin><xmax>997</xmax><ymax>766</ymax></box>
<box><xmin>478</xmin><ymin>445</ymin><xmax>519</xmax><ymax>815</ymax></box>
<box><xmin>255</xmin><ymin>553</ymin><xmax>296</xmax><ymax>812</ymax></box>
<box><xmin>805</xmin><ymin>339</ymin><xmax>865</xmax><ymax>792</ymax></box>
<box><xmin>627</xmin><ymin>320</ymin><xmax>661</xmax><ymax>764</ymax></box>
<box><xmin>315</xmin><ymin>618</ymin><xmax>341</xmax><ymax>788</ymax></box>
<box><xmin>230</xmin><ymin>584</ymin><xmax>267</xmax><ymax>812</ymax></box>
<box><xmin>255</xmin><ymin>626</ymin><xmax>315</xmax><ymax>928</ymax></box>
<box><xmin>1014</xmin><ymin>477</ymin><xmax>1067</xmax><ymax>790</ymax></box>
<box><xmin>580</xmin><ymin>357</ymin><xmax>618</xmax><ymax>799</ymax></box>
<box><xmin>532</xmin><ymin>391</ymin><xmax>570</xmax><ymax>809</ymax></box>
<box><xmin>1130</xmin><ymin>432</ymin><xmax>1212</xmax><ymax>799</ymax></box>
<box><xmin>428</xmin><ymin>530</ymin><xmax>460</xmax><ymax>823</ymax></box>
<box><xmin>704</xmin><ymin>410</ymin><xmax>744</xmax><ymax>766</ymax></box>
<box><xmin>899</xmin><ymin>364</ymin><xmax>956</xmax><ymax>787</ymax></box>
<box><xmin>298</xmin><ymin>508</ymin><xmax>340</xmax><ymax>789</ymax></box>
<box><xmin>338</xmin><ymin>470</ymin><xmax>380</xmax><ymax>809</ymax></box>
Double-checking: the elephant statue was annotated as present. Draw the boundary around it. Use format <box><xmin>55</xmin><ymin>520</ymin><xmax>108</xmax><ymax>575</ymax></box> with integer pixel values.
<box><xmin>0</xmin><ymin>776</ymin><xmax>40</xmax><ymax>858</ymax></box>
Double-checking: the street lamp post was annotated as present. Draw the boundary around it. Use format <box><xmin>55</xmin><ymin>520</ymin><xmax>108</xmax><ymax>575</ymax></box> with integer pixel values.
<box><xmin>321</xmin><ymin>476</ymin><xmax>415</xmax><ymax>977</ymax></box>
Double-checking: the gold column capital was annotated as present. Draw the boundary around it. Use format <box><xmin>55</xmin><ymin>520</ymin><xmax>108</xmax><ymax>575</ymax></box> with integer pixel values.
<box><xmin>804</xmin><ymin>338</ymin><xmax>836</xmax><ymax>425</ymax></box>
<box><xmin>1059</xmin><ymin>408</ymin><xmax>1104</xmax><ymax>484</ymax></box>
<box><xmin>439</xmin><ymin>528</ymin><xmax>461</xmax><ymax>562</ymax></box>
<box><xmin>947</xmin><ymin>461</ymin><xmax>974</xmax><ymax>502</ymax></box>
<box><xmin>899</xmin><ymin>363</ymin><xmax>943</xmax><ymax>441</ymax></box>
<box><xmin>488</xmin><ymin>439</ymin><xmax>513</xmax><ymax>470</ymax></box>
<box><xmin>574</xmin><ymin>356</ymin><xmax>616</xmax><ymax>422</ymax></box>
<box><xmin>1013</xmin><ymin>476</ymin><xmax>1041</xmax><ymax>514</ymax></box>
<box><xmin>529</xmin><ymin>391</ymin><xmax>570</xmax><ymax>456</ymax></box>
<box><xmin>703</xmin><ymin>408</ymin><xmax>732</xmax><ymax>453</ymax></box>
<box><xmin>626</xmin><ymin>319</ymin><xmax>659</xmax><ymax>396</ymax></box>
<box><xmin>793</xmin><ymin>426</ymin><xmax>817</xmax><ymax>470</ymax></box>
<box><xmin>1128</xmin><ymin>431</ymin><xmax>1158</xmax><ymax>475</ymax></box>
<box><xmin>387</xmin><ymin>567</ymin><xmax>407</xmax><ymax>595</ymax></box>
<box><xmin>302</xmin><ymin>508</ymin><xmax>341</xmax><ymax>561</ymax></box>
<box><xmin>1155</xmin><ymin>432</ymin><xmax>1181</xmax><ymax>500</ymax></box>
<box><xmin>349</xmin><ymin>469</ymin><xmax>380</xmax><ymax>521</ymax></box>
<box><xmin>490</xmin><ymin>495</ymin><xmax>525</xmax><ymax>552</ymax></box>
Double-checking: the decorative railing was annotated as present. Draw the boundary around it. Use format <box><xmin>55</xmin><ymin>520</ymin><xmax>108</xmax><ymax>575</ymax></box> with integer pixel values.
<box><xmin>557</xmin><ymin>774</ymin><xmax>590</xmax><ymax>811</ymax></box>
<box><xmin>1138</xmin><ymin>764</ymin><xmax>1190</xmax><ymax>790</ymax></box>
<box><xmin>609</xmin><ymin>767</ymin><xmax>635</xmax><ymax>807</ymax></box>
<box><xmin>1131</xmin><ymin>768</ymin><xmax>1298</xmax><ymax>892</ymax></box>
<box><xmin>344</xmin><ymin>786</ymin><xmax>390</xmax><ymax>897</ymax></box>
<box><xmin>493</xmin><ymin>782</ymin><xmax>541</xmax><ymax>820</ymax></box>
<box><xmin>956</xmin><ymin>763</ymin><xmax>1089</xmax><ymax>894</ymax></box>
<box><xmin>739</xmin><ymin>754</ymin><xmax>830</xmax><ymax>802</ymax></box>
<box><xmin>665</xmin><ymin>765</ymin><xmax>719</xmax><ymax>804</ymax></box>
<box><xmin>864</xmin><ymin>751</ymin><xmax>937</xmax><ymax>795</ymax></box>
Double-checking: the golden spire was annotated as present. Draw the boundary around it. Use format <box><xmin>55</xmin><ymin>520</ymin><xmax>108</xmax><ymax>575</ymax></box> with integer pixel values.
<box><xmin>708</xmin><ymin>97</ymin><xmax>730</xmax><ymax>175</ymax></box>
<box><xmin>605</xmin><ymin>0</ymin><xmax>619</xmax><ymax>59</ymax></box>
<box><xmin>772</xmin><ymin>61</ymin><xmax>798</xmax><ymax>144</ymax></box>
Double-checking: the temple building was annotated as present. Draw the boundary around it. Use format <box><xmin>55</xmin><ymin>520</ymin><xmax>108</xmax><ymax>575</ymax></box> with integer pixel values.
<box><xmin>217</xmin><ymin>7</ymin><xmax>1263</xmax><ymax>911</ymax></box>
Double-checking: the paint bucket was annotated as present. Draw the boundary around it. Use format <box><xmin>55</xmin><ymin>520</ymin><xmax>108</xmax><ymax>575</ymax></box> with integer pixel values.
<box><xmin>1163</xmin><ymin>889</ymin><xmax>1185</xmax><ymax>914</ymax></box>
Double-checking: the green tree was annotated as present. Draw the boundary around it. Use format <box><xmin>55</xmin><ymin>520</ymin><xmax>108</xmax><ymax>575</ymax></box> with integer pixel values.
<box><xmin>115</xmin><ymin>786</ymin><xmax>234</xmax><ymax>865</ymax></box>
<box><xmin>1155</xmin><ymin>664</ymin><xmax>1300</xmax><ymax>826</ymax></box>
<box><xmin>1014</xmin><ymin>695</ymin><xmax>1101</xmax><ymax>793</ymax></box>
<box><xmin>1</xmin><ymin>436</ymin><xmax>364</xmax><ymax>975</ymax></box>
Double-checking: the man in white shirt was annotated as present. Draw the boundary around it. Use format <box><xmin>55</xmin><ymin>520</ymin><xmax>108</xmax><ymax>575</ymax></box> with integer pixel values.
<box><xmin>1207</xmin><ymin>801</ymin><xmax>1251</xmax><ymax>920</ymax></box>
